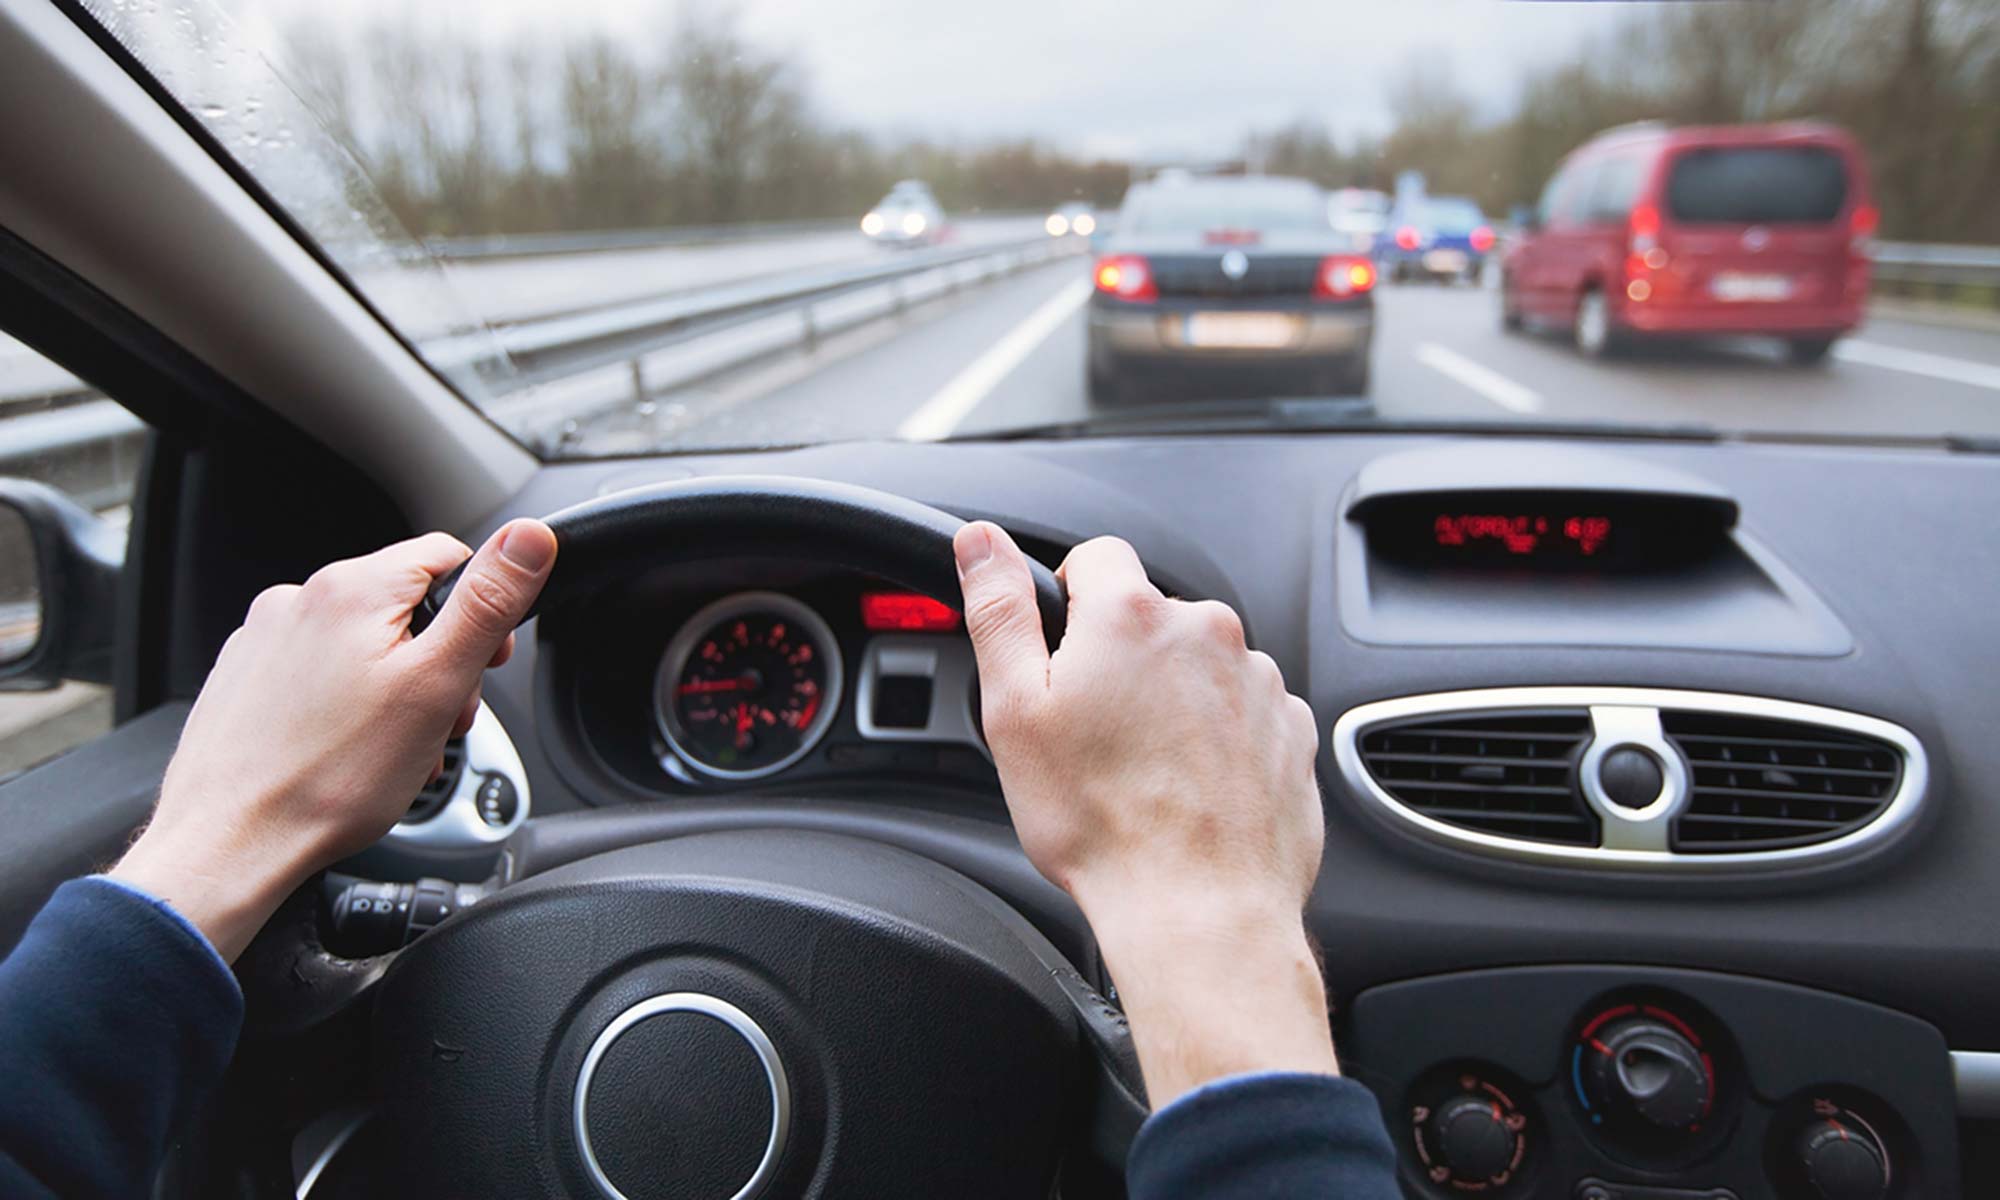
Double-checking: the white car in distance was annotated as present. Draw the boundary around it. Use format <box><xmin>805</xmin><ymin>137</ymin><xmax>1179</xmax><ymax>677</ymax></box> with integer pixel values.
<box><xmin>862</xmin><ymin>181</ymin><xmax>944</xmax><ymax>246</ymax></box>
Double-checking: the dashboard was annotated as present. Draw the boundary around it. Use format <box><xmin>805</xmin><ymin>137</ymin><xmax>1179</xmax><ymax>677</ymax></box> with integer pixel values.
<box><xmin>375</xmin><ymin>432</ymin><xmax>2000</xmax><ymax>1197</ymax></box>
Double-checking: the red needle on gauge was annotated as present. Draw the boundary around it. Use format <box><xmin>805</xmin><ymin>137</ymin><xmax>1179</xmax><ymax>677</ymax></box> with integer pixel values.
<box><xmin>734</xmin><ymin>702</ymin><xmax>755</xmax><ymax>749</ymax></box>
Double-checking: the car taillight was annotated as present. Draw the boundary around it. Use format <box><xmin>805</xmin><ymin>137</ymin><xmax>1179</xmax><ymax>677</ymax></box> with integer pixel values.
<box><xmin>1469</xmin><ymin>225</ymin><xmax>1496</xmax><ymax>253</ymax></box>
<box><xmin>1203</xmin><ymin>229</ymin><xmax>1261</xmax><ymax>246</ymax></box>
<box><xmin>1314</xmin><ymin>255</ymin><xmax>1376</xmax><ymax>299</ymax></box>
<box><xmin>1850</xmin><ymin>203</ymin><xmax>1879</xmax><ymax>255</ymax></box>
<box><xmin>1395</xmin><ymin>226</ymin><xmax>1421</xmax><ymax>251</ymax></box>
<box><xmin>1094</xmin><ymin>255</ymin><xmax>1157</xmax><ymax>302</ymax></box>
<box><xmin>1629</xmin><ymin>204</ymin><xmax>1660</xmax><ymax>253</ymax></box>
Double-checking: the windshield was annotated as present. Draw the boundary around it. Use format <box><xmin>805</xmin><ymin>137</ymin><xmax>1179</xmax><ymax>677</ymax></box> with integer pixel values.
<box><xmin>76</xmin><ymin>0</ymin><xmax>2000</xmax><ymax>454</ymax></box>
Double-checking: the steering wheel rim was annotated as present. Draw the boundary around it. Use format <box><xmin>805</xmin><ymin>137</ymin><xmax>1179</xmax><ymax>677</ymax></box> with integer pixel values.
<box><xmin>243</xmin><ymin>478</ymin><xmax>1143</xmax><ymax>1198</ymax></box>
<box><xmin>409</xmin><ymin>475</ymin><xmax>1069</xmax><ymax>649</ymax></box>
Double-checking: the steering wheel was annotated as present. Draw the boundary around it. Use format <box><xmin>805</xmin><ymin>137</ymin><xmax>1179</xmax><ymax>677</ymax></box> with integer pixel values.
<box><xmin>247</xmin><ymin>477</ymin><xmax>1145</xmax><ymax>1199</ymax></box>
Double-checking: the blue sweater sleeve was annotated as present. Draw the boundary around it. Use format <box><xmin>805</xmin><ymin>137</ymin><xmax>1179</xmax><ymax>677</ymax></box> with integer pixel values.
<box><xmin>0</xmin><ymin>876</ymin><xmax>244</xmax><ymax>1199</ymax></box>
<box><xmin>1128</xmin><ymin>1071</ymin><xmax>1402</xmax><ymax>1199</ymax></box>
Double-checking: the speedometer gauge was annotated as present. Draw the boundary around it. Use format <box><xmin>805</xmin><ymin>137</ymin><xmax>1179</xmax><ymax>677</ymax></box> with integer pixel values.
<box><xmin>654</xmin><ymin>592</ymin><xmax>843</xmax><ymax>779</ymax></box>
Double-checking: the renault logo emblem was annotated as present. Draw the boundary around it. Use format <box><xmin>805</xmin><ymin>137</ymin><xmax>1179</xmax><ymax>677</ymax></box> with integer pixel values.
<box><xmin>1220</xmin><ymin>250</ymin><xmax>1249</xmax><ymax>279</ymax></box>
<box><xmin>1742</xmin><ymin>227</ymin><xmax>1770</xmax><ymax>252</ymax></box>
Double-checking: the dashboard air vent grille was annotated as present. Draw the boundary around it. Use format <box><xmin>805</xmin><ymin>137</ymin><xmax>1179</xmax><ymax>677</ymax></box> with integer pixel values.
<box><xmin>406</xmin><ymin>737</ymin><xmax>467</xmax><ymax>824</ymax></box>
<box><xmin>1358</xmin><ymin>712</ymin><xmax>1595</xmax><ymax>845</ymax></box>
<box><xmin>1663</xmin><ymin>712</ymin><xmax>1902</xmax><ymax>852</ymax></box>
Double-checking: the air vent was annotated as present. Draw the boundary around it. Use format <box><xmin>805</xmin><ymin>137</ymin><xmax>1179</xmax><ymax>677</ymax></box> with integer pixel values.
<box><xmin>406</xmin><ymin>737</ymin><xmax>467</xmax><ymax>823</ymax></box>
<box><xmin>1357</xmin><ymin>712</ymin><xmax>1595</xmax><ymax>846</ymax></box>
<box><xmin>1663</xmin><ymin>712</ymin><xmax>1903</xmax><ymax>853</ymax></box>
<box><xmin>1334</xmin><ymin>688</ymin><xmax>1928</xmax><ymax>872</ymax></box>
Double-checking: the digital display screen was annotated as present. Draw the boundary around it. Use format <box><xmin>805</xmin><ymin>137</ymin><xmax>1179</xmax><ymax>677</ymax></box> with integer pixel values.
<box><xmin>1432</xmin><ymin>512</ymin><xmax>1614</xmax><ymax>559</ymax></box>
<box><xmin>1355</xmin><ymin>490</ymin><xmax>1734</xmax><ymax>573</ymax></box>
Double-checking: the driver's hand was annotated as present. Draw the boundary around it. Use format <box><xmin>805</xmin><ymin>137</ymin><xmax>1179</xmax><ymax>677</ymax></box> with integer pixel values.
<box><xmin>955</xmin><ymin>521</ymin><xmax>1339</xmax><ymax>1106</ymax></box>
<box><xmin>111</xmin><ymin>520</ymin><xmax>557</xmax><ymax>962</ymax></box>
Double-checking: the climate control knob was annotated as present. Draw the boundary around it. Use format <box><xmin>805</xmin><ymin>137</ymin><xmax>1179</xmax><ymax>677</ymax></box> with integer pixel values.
<box><xmin>1409</xmin><ymin>1070</ymin><xmax>1530</xmax><ymax>1191</ymax></box>
<box><xmin>1580</xmin><ymin>1016</ymin><xmax>1712</xmax><ymax>1132</ymax></box>
<box><xmin>1429</xmin><ymin>1095</ymin><xmax>1519</xmax><ymax>1181</ymax></box>
<box><xmin>1795</xmin><ymin>1116</ymin><xmax>1890</xmax><ymax>1200</ymax></box>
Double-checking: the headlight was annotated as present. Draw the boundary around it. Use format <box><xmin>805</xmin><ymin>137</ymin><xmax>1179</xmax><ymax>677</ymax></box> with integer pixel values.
<box><xmin>1072</xmin><ymin>213</ymin><xmax>1096</xmax><ymax>236</ymax></box>
<box><xmin>861</xmin><ymin>212</ymin><xmax>885</xmax><ymax>236</ymax></box>
<box><xmin>901</xmin><ymin>212</ymin><xmax>928</xmax><ymax>236</ymax></box>
<box><xmin>1045</xmin><ymin>213</ymin><xmax>1069</xmax><ymax>237</ymax></box>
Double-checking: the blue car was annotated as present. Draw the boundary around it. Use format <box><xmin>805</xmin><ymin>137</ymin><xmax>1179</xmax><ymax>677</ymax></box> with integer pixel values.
<box><xmin>1378</xmin><ymin>195</ymin><xmax>1497</xmax><ymax>283</ymax></box>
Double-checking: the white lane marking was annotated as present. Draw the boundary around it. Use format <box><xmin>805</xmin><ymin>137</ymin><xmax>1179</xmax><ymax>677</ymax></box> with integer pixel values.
<box><xmin>897</xmin><ymin>278</ymin><xmax>1093</xmax><ymax>440</ymax></box>
<box><xmin>1834</xmin><ymin>340</ymin><xmax>2000</xmax><ymax>393</ymax></box>
<box><xmin>1414</xmin><ymin>342</ymin><xmax>1544</xmax><ymax>413</ymax></box>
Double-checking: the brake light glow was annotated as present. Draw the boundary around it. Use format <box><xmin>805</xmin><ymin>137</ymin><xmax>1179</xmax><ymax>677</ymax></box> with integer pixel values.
<box><xmin>861</xmin><ymin>592</ymin><xmax>961</xmax><ymax>632</ymax></box>
<box><xmin>1626</xmin><ymin>279</ymin><xmax>1652</xmax><ymax>302</ymax></box>
<box><xmin>1094</xmin><ymin>255</ymin><xmax>1157</xmax><ymax>301</ymax></box>
<box><xmin>1203</xmin><ymin>228</ymin><xmax>1262</xmax><ymax>245</ymax></box>
<box><xmin>1629</xmin><ymin>203</ymin><xmax>1661</xmax><ymax>253</ymax></box>
<box><xmin>1313</xmin><ymin>255</ymin><xmax>1376</xmax><ymax>299</ymax></box>
<box><xmin>1469</xmin><ymin>225</ymin><xmax>1496</xmax><ymax>253</ymax></box>
<box><xmin>1850</xmin><ymin>203</ymin><xmax>1879</xmax><ymax>256</ymax></box>
<box><xmin>1395</xmin><ymin>226</ymin><xmax>1421</xmax><ymax>251</ymax></box>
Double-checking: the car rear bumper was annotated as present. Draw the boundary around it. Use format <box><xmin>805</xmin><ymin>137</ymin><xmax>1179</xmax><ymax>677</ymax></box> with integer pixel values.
<box><xmin>1618</xmin><ymin>298</ymin><xmax>1863</xmax><ymax>337</ymax></box>
<box><xmin>1377</xmin><ymin>247</ymin><xmax>1486</xmax><ymax>277</ymax></box>
<box><xmin>1088</xmin><ymin>300</ymin><xmax>1374</xmax><ymax>361</ymax></box>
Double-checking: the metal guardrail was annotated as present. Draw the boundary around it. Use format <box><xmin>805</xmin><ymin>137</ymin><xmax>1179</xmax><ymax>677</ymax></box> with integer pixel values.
<box><xmin>0</xmin><ymin>228</ymin><xmax>1081</xmax><ymax>477</ymax></box>
<box><xmin>482</xmin><ymin>233</ymin><xmax>1080</xmax><ymax>450</ymax></box>
<box><xmin>1870</xmin><ymin>242</ymin><xmax>2000</xmax><ymax>296</ymax></box>
<box><xmin>429</xmin><ymin>233</ymin><xmax>1068</xmax><ymax>390</ymax></box>
<box><xmin>426</xmin><ymin>218</ymin><xmax>863</xmax><ymax>261</ymax></box>
<box><xmin>425</xmin><ymin>212</ymin><xmax>1040</xmax><ymax>262</ymax></box>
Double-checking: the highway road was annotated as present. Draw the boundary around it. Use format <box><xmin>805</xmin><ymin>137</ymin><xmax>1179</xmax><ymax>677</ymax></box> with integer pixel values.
<box><xmin>573</xmin><ymin>257</ymin><xmax>2000</xmax><ymax>452</ymax></box>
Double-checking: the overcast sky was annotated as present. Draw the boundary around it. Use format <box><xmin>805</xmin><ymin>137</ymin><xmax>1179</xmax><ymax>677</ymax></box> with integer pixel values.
<box><xmin>242</xmin><ymin>0</ymin><xmax>1682</xmax><ymax>159</ymax></box>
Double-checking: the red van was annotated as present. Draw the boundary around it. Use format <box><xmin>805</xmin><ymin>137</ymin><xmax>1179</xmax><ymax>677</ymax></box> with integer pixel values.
<box><xmin>1500</xmin><ymin>121</ymin><xmax>1875</xmax><ymax>364</ymax></box>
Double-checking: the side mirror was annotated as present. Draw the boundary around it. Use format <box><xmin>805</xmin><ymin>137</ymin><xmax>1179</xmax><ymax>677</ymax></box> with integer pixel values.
<box><xmin>1510</xmin><ymin>204</ymin><xmax>1539</xmax><ymax>235</ymax></box>
<box><xmin>0</xmin><ymin>479</ymin><xmax>122</xmax><ymax>691</ymax></box>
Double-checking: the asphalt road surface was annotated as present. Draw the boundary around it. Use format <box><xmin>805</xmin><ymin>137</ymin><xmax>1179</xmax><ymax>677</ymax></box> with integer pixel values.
<box><xmin>579</xmin><ymin>257</ymin><xmax>2000</xmax><ymax>451</ymax></box>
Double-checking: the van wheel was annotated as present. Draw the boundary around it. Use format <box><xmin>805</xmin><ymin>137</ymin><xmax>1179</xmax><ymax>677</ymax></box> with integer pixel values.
<box><xmin>1787</xmin><ymin>338</ymin><xmax>1836</xmax><ymax>366</ymax></box>
<box><xmin>1574</xmin><ymin>288</ymin><xmax>1619</xmax><ymax>359</ymax></box>
<box><xmin>1501</xmin><ymin>276</ymin><xmax>1524</xmax><ymax>332</ymax></box>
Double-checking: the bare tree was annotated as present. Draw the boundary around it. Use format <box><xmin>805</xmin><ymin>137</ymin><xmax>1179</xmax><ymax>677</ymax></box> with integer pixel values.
<box><xmin>663</xmin><ymin>8</ymin><xmax>806</xmax><ymax>223</ymax></box>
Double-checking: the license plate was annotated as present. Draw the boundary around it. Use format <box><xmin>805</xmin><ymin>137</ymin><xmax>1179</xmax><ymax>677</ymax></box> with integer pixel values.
<box><xmin>1710</xmin><ymin>272</ymin><xmax>1794</xmax><ymax>302</ymax></box>
<box><xmin>1183</xmin><ymin>312</ymin><xmax>1298</xmax><ymax>349</ymax></box>
<box><xmin>1423</xmin><ymin>249</ymin><xmax>1468</xmax><ymax>274</ymax></box>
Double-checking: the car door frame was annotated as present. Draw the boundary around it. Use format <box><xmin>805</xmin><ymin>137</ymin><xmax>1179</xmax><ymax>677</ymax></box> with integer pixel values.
<box><xmin>0</xmin><ymin>227</ymin><xmax>413</xmax><ymax>952</ymax></box>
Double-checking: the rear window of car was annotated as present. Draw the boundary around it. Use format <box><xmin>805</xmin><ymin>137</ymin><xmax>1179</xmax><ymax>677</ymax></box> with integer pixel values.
<box><xmin>1421</xmin><ymin>199</ymin><xmax>1485</xmax><ymax>232</ymax></box>
<box><xmin>1664</xmin><ymin>146</ymin><xmax>1849</xmax><ymax>224</ymax></box>
<box><xmin>1127</xmin><ymin>184</ymin><xmax>1329</xmax><ymax>234</ymax></box>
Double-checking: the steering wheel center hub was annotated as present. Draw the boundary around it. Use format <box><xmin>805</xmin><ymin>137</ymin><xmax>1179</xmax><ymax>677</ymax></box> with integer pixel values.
<box><xmin>360</xmin><ymin>831</ymin><xmax>1093</xmax><ymax>1197</ymax></box>
<box><xmin>575</xmin><ymin>993</ymin><xmax>790</xmax><ymax>1200</ymax></box>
